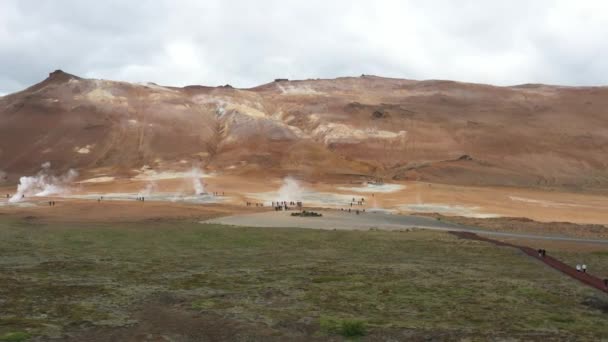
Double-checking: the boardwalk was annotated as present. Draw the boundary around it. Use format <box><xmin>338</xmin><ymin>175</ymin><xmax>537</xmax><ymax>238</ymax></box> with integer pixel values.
<box><xmin>451</xmin><ymin>231</ymin><xmax>608</xmax><ymax>294</ymax></box>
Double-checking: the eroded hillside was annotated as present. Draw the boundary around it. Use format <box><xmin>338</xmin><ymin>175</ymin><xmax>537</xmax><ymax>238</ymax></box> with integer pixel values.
<box><xmin>1</xmin><ymin>70</ymin><xmax>607</xmax><ymax>190</ymax></box>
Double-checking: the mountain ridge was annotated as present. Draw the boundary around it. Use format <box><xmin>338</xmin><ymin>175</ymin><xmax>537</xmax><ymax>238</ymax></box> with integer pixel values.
<box><xmin>1</xmin><ymin>70</ymin><xmax>607</xmax><ymax>191</ymax></box>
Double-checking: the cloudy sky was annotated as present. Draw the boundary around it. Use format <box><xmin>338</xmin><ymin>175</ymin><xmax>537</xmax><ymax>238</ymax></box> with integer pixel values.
<box><xmin>1</xmin><ymin>0</ymin><xmax>607</xmax><ymax>95</ymax></box>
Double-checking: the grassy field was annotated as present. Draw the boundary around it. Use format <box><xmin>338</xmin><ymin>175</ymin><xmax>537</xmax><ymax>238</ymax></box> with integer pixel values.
<box><xmin>549</xmin><ymin>249</ymin><xmax>608</xmax><ymax>281</ymax></box>
<box><xmin>0</xmin><ymin>217</ymin><xmax>607</xmax><ymax>341</ymax></box>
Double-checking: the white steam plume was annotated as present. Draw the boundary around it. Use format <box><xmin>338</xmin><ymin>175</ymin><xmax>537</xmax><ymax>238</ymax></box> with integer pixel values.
<box><xmin>191</xmin><ymin>167</ymin><xmax>206</xmax><ymax>195</ymax></box>
<box><xmin>9</xmin><ymin>162</ymin><xmax>79</xmax><ymax>203</ymax></box>
<box><xmin>139</xmin><ymin>181</ymin><xmax>158</xmax><ymax>196</ymax></box>
<box><xmin>276</xmin><ymin>177</ymin><xmax>303</xmax><ymax>202</ymax></box>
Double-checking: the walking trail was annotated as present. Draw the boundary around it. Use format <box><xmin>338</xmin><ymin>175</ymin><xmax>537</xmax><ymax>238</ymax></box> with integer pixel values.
<box><xmin>205</xmin><ymin>210</ymin><xmax>608</xmax><ymax>244</ymax></box>
<box><xmin>451</xmin><ymin>231</ymin><xmax>608</xmax><ymax>294</ymax></box>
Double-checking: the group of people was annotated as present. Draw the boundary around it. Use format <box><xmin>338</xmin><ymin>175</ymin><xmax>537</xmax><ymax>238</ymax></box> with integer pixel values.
<box><xmin>350</xmin><ymin>197</ymin><xmax>365</xmax><ymax>207</ymax></box>
<box><xmin>47</xmin><ymin>201</ymin><xmax>56</xmax><ymax>206</ymax></box>
<box><xmin>340</xmin><ymin>208</ymin><xmax>365</xmax><ymax>215</ymax></box>
<box><xmin>136</xmin><ymin>196</ymin><xmax>145</xmax><ymax>202</ymax></box>
<box><xmin>576</xmin><ymin>264</ymin><xmax>588</xmax><ymax>273</ymax></box>
<box><xmin>272</xmin><ymin>201</ymin><xmax>303</xmax><ymax>211</ymax></box>
<box><xmin>212</xmin><ymin>192</ymin><xmax>225</xmax><ymax>196</ymax></box>
<box><xmin>97</xmin><ymin>196</ymin><xmax>104</xmax><ymax>202</ymax></box>
<box><xmin>537</xmin><ymin>249</ymin><xmax>547</xmax><ymax>257</ymax></box>
<box><xmin>244</xmin><ymin>200</ymin><xmax>307</xmax><ymax>211</ymax></box>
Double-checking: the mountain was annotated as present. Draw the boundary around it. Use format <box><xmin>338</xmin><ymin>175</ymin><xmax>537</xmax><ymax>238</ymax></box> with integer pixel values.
<box><xmin>1</xmin><ymin>70</ymin><xmax>608</xmax><ymax>190</ymax></box>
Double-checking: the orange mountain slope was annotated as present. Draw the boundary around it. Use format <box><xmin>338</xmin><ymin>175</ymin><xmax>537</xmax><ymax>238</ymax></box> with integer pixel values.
<box><xmin>1</xmin><ymin>71</ymin><xmax>607</xmax><ymax>190</ymax></box>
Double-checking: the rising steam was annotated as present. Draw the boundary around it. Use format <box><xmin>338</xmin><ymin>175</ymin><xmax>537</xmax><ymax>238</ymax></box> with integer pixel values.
<box><xmin>191</xmin><ymin>167</ymin><xmax>206</xmax><ymax>195</ymax></box>
<box><xmin>9</xmin><ymin>162</ymin><xmax>78</xmax><ymax>203</ymax></box>
<box><xmin>276</xmin><ymin>177</ymin><xmax>303</xmax><ymax>202</ymax></box>
<box><xmin>139</xmin><ymin>181</ymin><xmax>158</xmax><ymax>196</ymax></box>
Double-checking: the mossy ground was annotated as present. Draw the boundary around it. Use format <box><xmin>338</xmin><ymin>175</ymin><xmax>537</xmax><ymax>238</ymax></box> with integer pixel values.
<box><xmin>0</xmin><ymin>218</ymin><xmax>607</xmax><ymax>340</ymax></box>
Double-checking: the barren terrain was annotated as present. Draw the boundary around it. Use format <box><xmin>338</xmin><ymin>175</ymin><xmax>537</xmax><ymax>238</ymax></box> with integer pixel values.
<box><xmin>1</xmin><ymin>71</ymin><xmax>608</xmax><ymax>191</ymax></box>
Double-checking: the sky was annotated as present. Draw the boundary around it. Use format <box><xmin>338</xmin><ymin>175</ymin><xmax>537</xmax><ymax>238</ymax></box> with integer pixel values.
<box><xmin>1</xmin><ymin>0</ymin><xmax>607</xmax><ymax>95</ymax></box>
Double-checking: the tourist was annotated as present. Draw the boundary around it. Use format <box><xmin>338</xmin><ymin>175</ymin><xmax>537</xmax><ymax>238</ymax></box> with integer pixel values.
<box><xmin>582</xmin><ymin>264</ymin><xmax>587</xmax><ymax>273</ymax></box>
<box><xmin>576</xmin><ymin>264</ymin><xmax>581</xmax><ymax>272</ymax></box>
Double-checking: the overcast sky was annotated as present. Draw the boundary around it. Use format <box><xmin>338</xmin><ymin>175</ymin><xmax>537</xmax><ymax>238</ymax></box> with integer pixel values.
<box><xmin>1</xmin><ymin>0</ymin><xmax>607</xmax><ymax>95</ymax></box>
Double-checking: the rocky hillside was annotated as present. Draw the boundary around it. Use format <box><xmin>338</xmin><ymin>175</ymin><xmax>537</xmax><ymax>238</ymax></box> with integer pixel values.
<box><xmin>1</xmin><ymin>70</ymin><xmax>607</xmax><ymax>189</ymax></box>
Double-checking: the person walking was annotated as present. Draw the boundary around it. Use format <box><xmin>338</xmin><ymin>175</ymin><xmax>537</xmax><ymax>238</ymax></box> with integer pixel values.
<box><xmin>582</xmin><ymin>264</ymin><xmax>587</xmax><ymax>273</ymax></box>
<box><xmin>576</xmin><ymin>264</ymin><xmax>581</xmax><ymax>272</ymax></box>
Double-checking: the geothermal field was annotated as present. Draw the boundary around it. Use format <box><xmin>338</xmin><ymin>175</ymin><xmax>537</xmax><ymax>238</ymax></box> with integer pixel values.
<box><xmin>1</xmin><ymin>72</ymin><xmax>608</xmax><ymax>341</ymax></box>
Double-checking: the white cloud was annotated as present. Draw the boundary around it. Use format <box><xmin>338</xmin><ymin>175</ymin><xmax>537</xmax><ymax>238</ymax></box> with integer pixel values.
<box><xmin>1</xmin><ymin>0</ymin><xmax>608</xmax><ymax>94</ymax></box>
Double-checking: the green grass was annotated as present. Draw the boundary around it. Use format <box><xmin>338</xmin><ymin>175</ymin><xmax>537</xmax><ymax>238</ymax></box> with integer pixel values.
<box><xmin>0</xmin><ymin>332</ymin><xmax>30</xmax><ymax>342</ymax></box>
<box><xmin>549</xmin><ymin>249</ymin><xmax>608</xmax><ymax>278</ymax></box>
<box><xmin>0</xmin><ymin>218</ymin><xmax>607</xmax><ymax>340</ymax></box>
<box><xmin>320</xmin><ymin>316</ymin><xmax>366</xmax><ymax>338</ymax></box>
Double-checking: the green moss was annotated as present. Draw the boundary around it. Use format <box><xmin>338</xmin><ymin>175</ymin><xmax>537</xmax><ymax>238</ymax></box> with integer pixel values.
<box><xmin>0</xmin><ymin>219</ymin><xmax>607</xmax><ymax>339</ymax></box>
<box><xmin>0</xmin><ymin>332</ymin><xmax>31</xmax><ymax>342</ymax></box>
<box><xmin>320</xmin><ymin>316</ymin><xmax>366</xmax><ymax>337</ymax></box>
<box><xmin>191</xmin><ymin>299</ymin><xmax>212</xmax><ymax>310</ymax></box>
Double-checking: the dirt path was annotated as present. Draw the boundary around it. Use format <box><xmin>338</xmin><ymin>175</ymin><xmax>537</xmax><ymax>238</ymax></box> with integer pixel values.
<box><xmin>205</xmin><ymin>210</ymin><xmax>608</xmax><ymax>244</ymax></box>
<box><xmin>451</xmin><ymin>231</ymin><xmax>608</xmax><ymax>294</ymax></box>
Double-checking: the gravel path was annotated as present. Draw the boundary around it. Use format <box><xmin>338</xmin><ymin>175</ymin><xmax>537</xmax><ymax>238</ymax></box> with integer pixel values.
<box><xmin>204</xmin><ymin>210</ymin><xmax>608</xmax><ymax>244</ymax></box>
